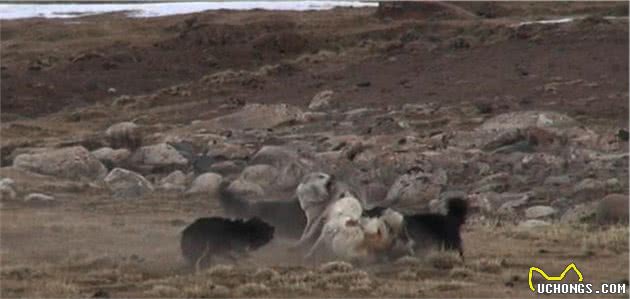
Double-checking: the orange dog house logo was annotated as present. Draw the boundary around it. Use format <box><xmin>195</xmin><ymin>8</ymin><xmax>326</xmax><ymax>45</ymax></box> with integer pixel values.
<box><xmin>528</xmin><ymin>263</ymin><xmax>584</xmax><ymax>292</ymax></box>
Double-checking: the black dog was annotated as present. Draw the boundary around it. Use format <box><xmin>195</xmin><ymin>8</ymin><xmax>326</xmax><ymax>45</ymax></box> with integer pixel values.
<box><xmin>180</xmin><ymin>217</ymin><xmax>274</xmax><ymax>269</ymax></box>
<box><xmin>218</xmin><ymin>181</ymin><xmax>306</xmax><ymax>238</ymax></box>
<box><xmin>404</xmin><ymin>197</ymin><xmax>468</xmax><ymax>258</ymax></box>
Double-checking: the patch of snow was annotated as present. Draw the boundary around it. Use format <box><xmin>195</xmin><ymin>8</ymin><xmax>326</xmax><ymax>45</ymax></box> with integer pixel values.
<box><xmin>0</xmin><ymin>1</ymin><xmax>377</xmax><ymax>20</ymax></box>
<box><xmin>515</xmin><ymin>15</ymin><xmax>628</xmax><ymax>27</ymax></box>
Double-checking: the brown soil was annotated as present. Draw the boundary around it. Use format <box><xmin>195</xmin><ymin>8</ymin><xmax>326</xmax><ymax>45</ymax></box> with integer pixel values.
<box><xmin>1</xmin><ymin>2</ymin><xmax>628</xmax><ymax>298</ymax></box>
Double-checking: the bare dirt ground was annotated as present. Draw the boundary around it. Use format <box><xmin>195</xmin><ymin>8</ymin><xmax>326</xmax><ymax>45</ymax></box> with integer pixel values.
<box><xmin>1</xmin><ymin>2</ymin><xmax>629</xmax><ymax>298</ymax></box>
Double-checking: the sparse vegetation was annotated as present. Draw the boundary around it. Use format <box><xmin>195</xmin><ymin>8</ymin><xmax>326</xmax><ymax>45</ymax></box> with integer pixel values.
<box><xmin>1</xmin><ymin>1</ymin><xmax>628</xmax><ymax>298</ymax></box>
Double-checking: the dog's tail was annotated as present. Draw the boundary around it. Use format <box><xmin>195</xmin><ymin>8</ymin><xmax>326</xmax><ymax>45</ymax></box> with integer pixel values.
<box><xmin>218</xmin><ymin>181</ymin><xmax>250</xmax><ymax>217</ymax></box>
<box><xmin>446</xmin><ymin>197</ymin><xmax>468</xmax><ymax>226</ymax></box>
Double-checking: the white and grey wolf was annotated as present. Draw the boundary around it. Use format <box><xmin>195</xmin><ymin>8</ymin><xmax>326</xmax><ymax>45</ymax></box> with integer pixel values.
<box><xmin>180</xmin><ymin>217</ymin><xmax>275</xmax><ymax>270</ymax></box>
<box><xmin>217</xmin><ymin>171</ymin><xmax>339</xmax><ymax>240</ymax></box>
<box><xmin>301</xmin><ymin>192</ymin><xmax>414</xmax><ymax>263</ymax></box>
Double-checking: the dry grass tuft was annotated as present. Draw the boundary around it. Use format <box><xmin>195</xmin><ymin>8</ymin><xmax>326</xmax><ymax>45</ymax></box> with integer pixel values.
<box><xmin>182</xmin><ymin>282</ymin><xmax>231</xmax><ymax>298</ymax></box>
<box><xmin>378</xmin><ymin>283</ymin><xmax>422</xmax><ymax>298</ymax></box>
<box><xmin>394</xmin><ymin>255</ymin><xmax>423</xmax><ymax>267</ymax></box>
<box><xmin>318</xmin><ymin>270</ymin><xmax>371</xmax><ymax>287</ymax></box>
<box><xmin>470</xmin><ymin>257</ymin><xmax>505</xmax><ymax>273</ymax></box>
<box><xmin>253</xmin><ymin>267</ymin><xmax>280</xmax><ymax>281</ymax></box>
<box><xmin>33</xmin><ymin>279</ymin><xmax>80</xmax><ymax>298</ymax></box>
<box><xmin>398</xmin><ymin>269</ymin><xmax>418</xmax><ymax>280</ymax></box>
<box><xmin>426</xmin><ymin>250</ymin><xmax>463</xmax><ymax>269</ymax></box>
<box><xmin>1</xmin><ymin>265</ymin><xmax>47</xmax><ymax>280</ymax></box>
<box><xmin>449</xmin><ymin>266</ymin><xmax>475</xmax><ymax>279</ymax></box>
<box><xmin>235</xmin><ymin>282</ymin><xmax>270</xmax><ymax>297</ymax></box>
<box><xmin>145</xmin><ymin>284</ymin><xmax>180</xmax><ymax>297</ymax></box>
<box><xmin>581</xmin><ymin>225</ymin><xmax>629</xmax><ymax>255</ymax></box>
<box><xmin>422</xmin><ymin>279</ymin><xmax>477</xmax><ymax>292</ymax></box>
<box><xmin>318</xmin><ymin>261</ymin><xmax>354</xmax><ymax>273</ymax></box>
<box><xmin>205</xmin><ymin>264</ymin><xmax>235</xmax><ymax>278</ymax></box>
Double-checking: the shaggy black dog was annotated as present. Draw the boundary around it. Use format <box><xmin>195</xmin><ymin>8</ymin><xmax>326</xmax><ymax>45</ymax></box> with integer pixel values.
<box><xmin>218</xmin><ymin>181</ymin><xmax>306</xmax><ymax>238</ymax></box>
<box><xmin>404</xmin><ymin>197</ymin><xmax>468</xmax><ymax>258</ymax></box>
<box><xmin>363</xmin><ymin>197</ymin><xmax>468</xmax><ymax>259</ymax></box>
<box><xmin>180</xmin><ymin>217</ymin><xmax>274</xmax><ymax>269</ymax></box>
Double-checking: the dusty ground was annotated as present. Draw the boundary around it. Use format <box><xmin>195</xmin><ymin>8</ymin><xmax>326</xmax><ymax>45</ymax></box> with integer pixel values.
<box><xmin>1</xmin><ymin>2</ymin><xmax>629</xmax><ymax>298</ymax></box>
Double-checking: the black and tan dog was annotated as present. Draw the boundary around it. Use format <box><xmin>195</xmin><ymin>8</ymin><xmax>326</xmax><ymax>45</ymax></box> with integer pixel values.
<box><xmin>364</xmin><ymin>197</ymin><xmax>468</xmax><ymax>260</ymax></box>
<box><xmin>403</xmin><ymin>197</ymin><xmax>468</xmax><ymax>259</ymax></box>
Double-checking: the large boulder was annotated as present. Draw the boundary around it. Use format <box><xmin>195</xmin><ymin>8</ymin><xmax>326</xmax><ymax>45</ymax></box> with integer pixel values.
<box><xmin>525</xmin><ymin>205</ymin><xmax>557</xmax><ymax>219</ymax></box>
<box><xmin>308</xmin><ymin>90</ymin><xmax>335</xmax><ymax>110</ymax></box>
<box><xmin>479</xmin><ymin>111</ymin><xmax>577</xmax><ymax>132</ymax></box>
<box><xmin>91</xmin><ymin>147</ymin><xmax>131</xmax><ymax>169</ymax></box>
<box><xmin>105</xmin><ymin>121</ymin><xmax>142</xmax><ymax>149</ymax></box>
<box><xmin>250</xmin><ymin>145</ymin><xmax>313</xmax><ymax>190</ymax></box>
<box><xmin>24</xmin><ymin>193</ymin><xmax>55</xmax><ymax>203</ymax></box>
<box><xmin>206</xmin><ymin>142</ymin><xmax>254</xmax><ymax>160</ymax></box>
<box><xmin>596</xmin><ymin>194</ymin><xmax>629</xmax><ymax>224</ymax></box>
<box><xmin>158</xmin><ymin>170</ymin><xmax>187</xmax><ymax>192</ymax></box>
<box><xmin>239</xmin><ymin>164</ymin><xmax>279</xmax><ymax>189</ymax></box>
<box><xmin>202</xmin><ymin>103</ymin><xmax>305</xmax><ymax>130</ymax></box>
<box><xmin>0</xmin><ymin>178</ymin><xmax>16</xmax><ymax>201</ymax></box>
<box><xmin>226</xmin><ymin>178</ymin><xmax>265</xmax><ymax>199</ymax></box>
<box><xmin>13</xmin><ymin>146</ymin><xmax>107</xmax><ymax>181</ymax></box>
<box><xmin>131</xmin><ymin>143</ymin><xmax>188</xmax><ymax>169</ymax></box>
<box><xmin>104</xmin><ymin>168</ymin><xmax>154</xmax><ymax>198</ymax></box>
<box><xmin>451</xmin><ymin>111</ymin><xmax>577</xmax><ymax>149</ymax></box>
<box><xmin>384</xmin><ymin>168</ymin><xmax>444</xmax><ymax>211</ymax></box>
<box><xmin>186</xmin><ymin>173</ymin><xmax>223</xmax><ymax>195</ymax></box>
<box><xmin>250</xmin><ymin>145</ymin><xmax>300</xmax><ymax>166</ymax></box>
<box><xmin>471</xmin><ymin>192</ymin><xmax>532</xmax><ymax>215</ymax></box>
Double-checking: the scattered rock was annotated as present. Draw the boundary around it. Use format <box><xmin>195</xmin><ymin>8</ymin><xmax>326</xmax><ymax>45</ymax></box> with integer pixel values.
<box><xmin>472</xmin><ymin>172</ymin><xmax>509</xmax><ymax>193</ymax></box>
<box><xmin>91</xmin><ymin>147</ymin><xmax>131</xmax><ymax>169</ymax></box>
<box><xmin>235</xmin><ymin>282</ymin><xmax>269</xmax><ymax>297</ymax></box>
<box><xmin>159</xmin><ymin>170</ymin><xmax>187</xmax><ymax>192</ymax></box>
<box><xmin>0</xmin><ymin>178</ymin><xmax>17</xmax><ymax>201</ymax></box>
<box><xmin>24</xmin><ymin>193</ymin><xmax>55</xmax><ymax>202</ymax></box>
<box><xmin>207</xmin><ymin>142</ymin><xmax>254</xmax><ymax>160</ymax></box>
<box><xmin>131</xmin><ymin>143</ymin><xmax>188</xmax><ymax>170</ymax></box>
<box><xmin>240</xmin><ymin>164</ymin><xmax>279</xmax><ymax>189</ymax></box>
<box><xmin>105</xmin><ymin>122</ymin><xmax>142</xmax><ymax>149</ymax></box>
<box><xmin>497</xmin><ymin>192</ymin><xmax>532</xmax><ymax>214</ymax></box>
<box><xmin>518</xmin><ymin>219</ymin><xmax>551</xmax><ymax>229</ymax></box>
<box><xmin>472</xmin><ymin>192</ymin><xmax>532</xmax><ymax>214</ymax></box>
<box><xmin>203</xmin><ymin>103</ymin><xmax>304</xmax><ymax>130</ymax></box>
<box><xmin>525</xmin><ymin>205</ymin><xmax>557</xmax><ymax>219</ymax></box>
<box><xmin>573</xmin><ymin>178</ymin><xmax>606</xmax><ymax>193</ymax></box>
<box><xmin>481</xmin><ymin>129</ymin><xmax>527</xmax><ymax>152</ymax></box>
<box><xmin>480</xmin><ymin>111</ymin><xmax>576</xmax><ymax>131</ymax></box>
<box><xmin>104</xmin><ymin>168</ymin><xmax>154</xmax><ymax>198</ymax></box>
<box><xmin>308</xmin><ymin>90</ymin><xmax>335</xmax><ymax>110</ymax></box>
<box><xmin>209</xmin><ymin>160</ymin><xmax>244</xmax><ymax>177</ymax></box>
<box><xmin>384</xmin><ymin>168</ymin><xmax>443</xmax><ymax>210</ymax></box>
<box><xmin>13</xmin><ymin>146</ymin><xmax>107</xmax><ymax>181</ymax></box>
<box><xmin>544</xmin><ymin>175</ymin><xmax>571</xmax><ymax>186</ymax></box>
<box><xmin>560</xmin><ymin>203</ymin><xmax>597</xmax><ymax>224</ymax></box>
<box><xmin>186</xmin><ymin>172</ymin><xmax>223</xmax><ymax>195</ymax></box>
<box><xmin>251</xmin><ymin>145</ymin><xmax>299</xmax><ymax>166</ymax></box>
<box><xmin>596</xmin><ymin>194</ymin><xmax>629</xmax><ymax>224</ymax></box>
<box><xmin>250</xmin><ymin>145</ymin><xmax>312</xmax><ymax>190</ymax></box>
<box><xmin>226</xmin><ymin>178</ymin><xmax>265</xmax><ymax>199</ymax></box>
